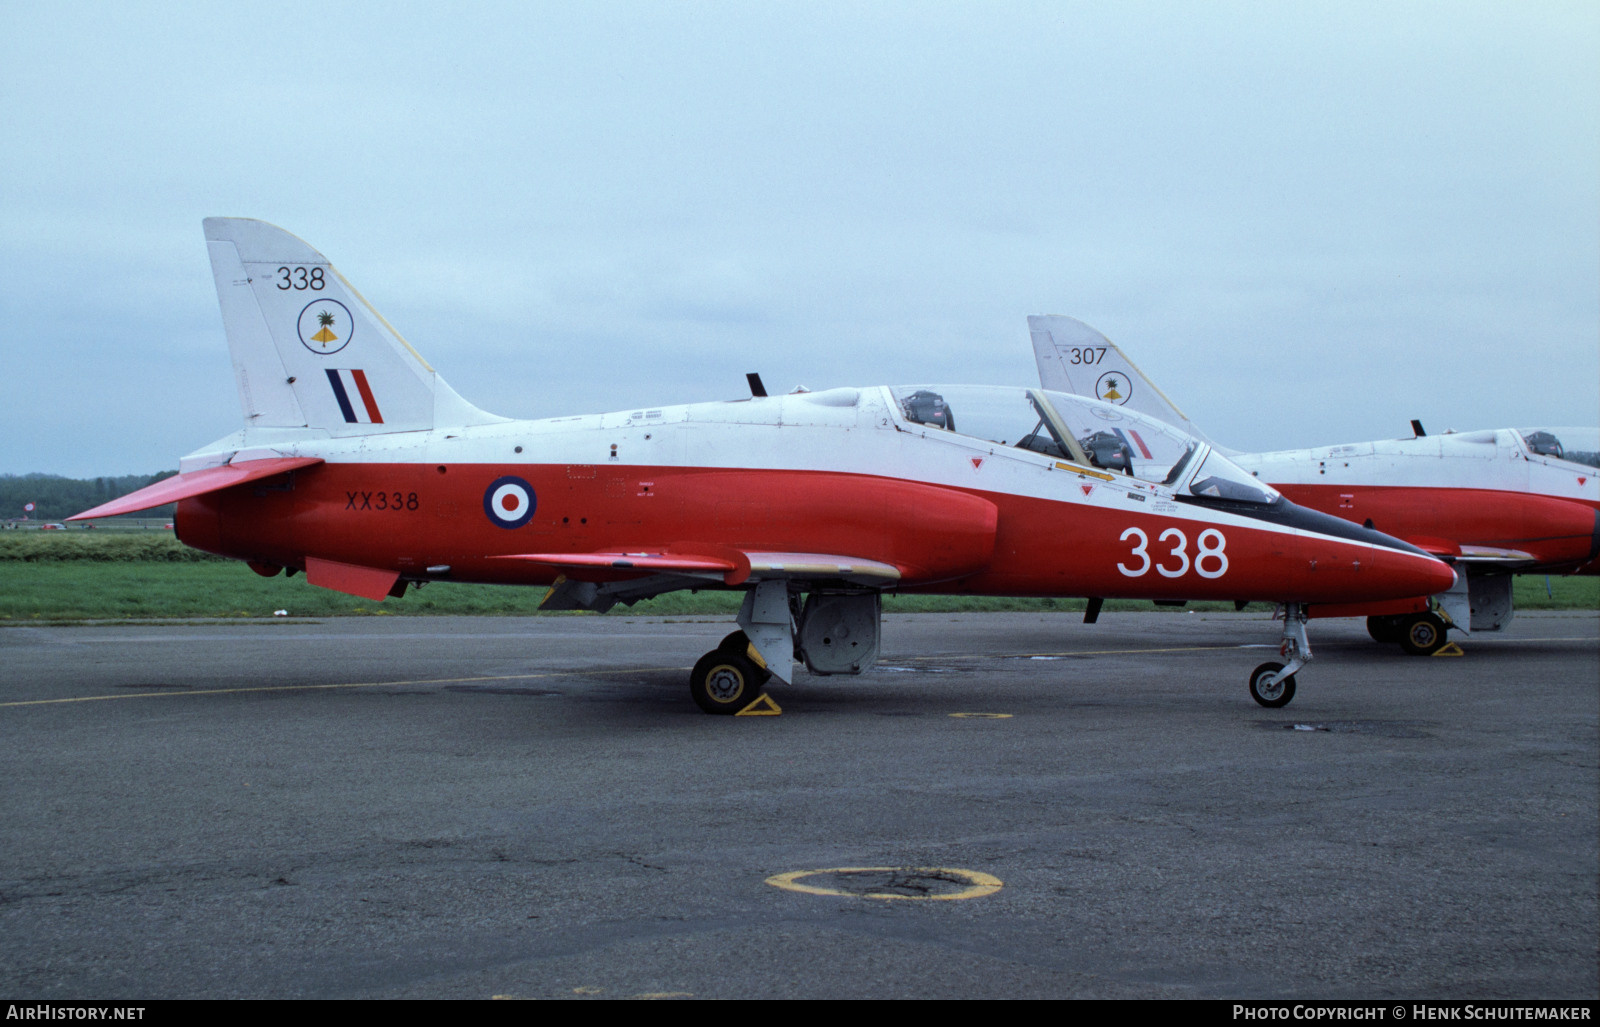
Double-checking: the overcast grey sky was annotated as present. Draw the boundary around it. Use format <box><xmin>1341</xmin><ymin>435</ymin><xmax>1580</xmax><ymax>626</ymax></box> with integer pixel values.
<box><xmin>3</xmin><ymin>1</ymin><xmax>1596</xmax><ymax>477</ymax></box>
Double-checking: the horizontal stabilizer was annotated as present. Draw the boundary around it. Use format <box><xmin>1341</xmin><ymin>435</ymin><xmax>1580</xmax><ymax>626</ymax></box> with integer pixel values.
<box><xmin>68</xmin><ymin>457</ymin><xmax>324</xmax><ymax>520</ymax></box>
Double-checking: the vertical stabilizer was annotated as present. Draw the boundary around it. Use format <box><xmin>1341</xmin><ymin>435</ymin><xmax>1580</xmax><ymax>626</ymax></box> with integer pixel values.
<box><xmin>1028</xmin><ymin>314</ymin><xmax>1223</xmax><ymax>451</ymax></box>
<box><xmin>202</xmin><ymin>218</ymin><xmax>504</xmax><ymax>435</ymax></box>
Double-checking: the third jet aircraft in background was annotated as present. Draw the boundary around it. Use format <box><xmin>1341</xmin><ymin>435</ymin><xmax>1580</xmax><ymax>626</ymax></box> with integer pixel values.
<box><xmin>1030</xmin><ymin>315</ymin><xmax>1600</xmax><ymax>655</ymax></box>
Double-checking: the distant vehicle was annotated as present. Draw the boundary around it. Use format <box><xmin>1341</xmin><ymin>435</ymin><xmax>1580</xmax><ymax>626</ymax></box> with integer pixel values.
<box><xmin>1029</xmin><ymin>314</ymin><xmax>1600</xmax><ymax>654</ymax></box>
<box><xmin>41</xmin><ymin>523</ymin><xmax>66</xmax><ymax>530</ymax></box>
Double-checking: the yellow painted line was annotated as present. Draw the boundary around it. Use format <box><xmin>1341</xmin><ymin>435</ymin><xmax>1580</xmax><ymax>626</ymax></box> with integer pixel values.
<box><xmin>766</xmin><ymin>866</ymin><xmax>1002</xmax><ymax>901</ymax></box>
<box><xmin>1054</xmin><ymin>461</ymin><xmax>1116</xmax><ymax>481</ymax></box>
<box><xmin>950</xmin><ymin>712</ymin><xmax>1012</xmax><ymax>719</ymax></box>
<box><xmin>0</xmin><ymin>667</ymin><xmax>686</xmax><ymax>709</ymax></box>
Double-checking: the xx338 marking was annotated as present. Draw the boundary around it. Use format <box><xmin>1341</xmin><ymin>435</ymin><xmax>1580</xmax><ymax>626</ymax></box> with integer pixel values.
<box><xmin>345</xmin><ymin>490</ymin><xmax>419</xmax><ymax>512</ymax></box>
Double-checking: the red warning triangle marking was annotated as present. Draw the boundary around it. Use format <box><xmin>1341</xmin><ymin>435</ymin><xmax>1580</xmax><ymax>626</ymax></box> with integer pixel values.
<box><xmin>971</xmin><ymin>458</ymin><xmax>983</xmax><ymax>469</ymax></box>
<box><xmin>1081</xmin><ymin>485</ymin><xmax>1095</xmax><ymax>496</ymax></box>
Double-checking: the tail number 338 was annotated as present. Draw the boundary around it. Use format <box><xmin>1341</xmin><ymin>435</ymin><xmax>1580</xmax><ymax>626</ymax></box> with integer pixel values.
<box><xmin>1118</xmin><ymin>527</ymin><xmax>1228</xmax><ymax>579</ymax></box>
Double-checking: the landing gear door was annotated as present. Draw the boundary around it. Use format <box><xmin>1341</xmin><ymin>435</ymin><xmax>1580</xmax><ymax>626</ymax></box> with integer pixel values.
<box><xmin>798</xmin><ymin>593</ymin><xmax>882</xmax><ymax>675</ymax></box>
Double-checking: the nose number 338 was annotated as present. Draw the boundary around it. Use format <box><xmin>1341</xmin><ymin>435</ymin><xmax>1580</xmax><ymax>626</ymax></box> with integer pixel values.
<box><xmin>1118</xmin><ymin>527</ymin><xmax>1228</xmax><ymax>579</ymax></box>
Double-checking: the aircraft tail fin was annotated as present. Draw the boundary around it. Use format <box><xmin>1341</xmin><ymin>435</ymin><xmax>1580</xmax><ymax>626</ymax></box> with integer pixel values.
<box><xmin>202</xmin><ymin>218</ymin><xmax>505</xmax><ymax>435</ymax></box>
<box><xmin>1028</xmin><ymin>315</ymin><xmax>1224</xmax><ymax>451</ymax></box>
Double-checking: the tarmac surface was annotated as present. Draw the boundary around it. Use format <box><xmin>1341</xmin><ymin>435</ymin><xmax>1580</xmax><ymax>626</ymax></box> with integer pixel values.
<box><xmin>1</xmin><ymin>609</ymin><xmax>1596</xmax><ymax>1000</ymax></box>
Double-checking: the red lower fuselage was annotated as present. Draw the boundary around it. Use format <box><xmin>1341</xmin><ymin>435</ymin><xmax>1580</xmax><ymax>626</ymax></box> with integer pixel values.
<box><xmin>176</xmin><ymin>461</ymin><xmax>1456</xmax><ymax>605</ymax></box>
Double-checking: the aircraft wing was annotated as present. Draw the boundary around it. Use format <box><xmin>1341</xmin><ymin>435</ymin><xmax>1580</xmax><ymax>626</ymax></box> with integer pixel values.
<box><xmin>1401</xmin><ymin>537</ymin><xmax>1539</xmax><ymax>569</ymax></box>
<box><xmin>1454</xmin><ymin>545</ymin><xmax>1540</xmax><ymax>568</ymax></box>
<box><xmin>497</xmin><ymin>548</ymin><xmax>902</xmax><ymax>586</ymax></box>
<box><xmin>1028</xmin><ymin>315</ymin><xmax>1220</xmax><ymax>449</ymax></box>
<box><xmin>67</xmin><ymin>457</ymin><xmax>325</xmax><ymax>520</ymax></box>
<box><xmin>495</xmin><ymin>547</ymin><xmax>902</xmax><ymax>613</ymax></box>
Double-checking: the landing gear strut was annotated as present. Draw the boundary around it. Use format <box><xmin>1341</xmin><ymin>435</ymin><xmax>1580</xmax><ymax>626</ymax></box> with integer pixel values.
<box><xmin>1249</xmin><ymin>603</ymin><xmax>1312</xmax><ymax>708</ymax></box>
<box><xmin>686</xmin><ymin>583</ymin><xmax>884</xmax><ymax>715</ymax></box>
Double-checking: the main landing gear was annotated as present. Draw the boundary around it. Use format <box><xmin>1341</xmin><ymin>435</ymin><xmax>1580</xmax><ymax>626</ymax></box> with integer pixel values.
<box><xmin>689</xmin><ymin>638</ymin><xmax>771</xmax><ymax>714</ymax></box>
<box><xmin>1365</xmin><ymin>611</ymin><xmax>1450</xmax><ymax>655</ymax></box>
<box><xmin>1249</xmin><ymin>603</ymin><xmax>1312</xmax><ymax>708</ymax></box>
<box><xmin>687</xmin><ymin>582</ymin><xmax>883</xmax><ymax>715</ymax></box>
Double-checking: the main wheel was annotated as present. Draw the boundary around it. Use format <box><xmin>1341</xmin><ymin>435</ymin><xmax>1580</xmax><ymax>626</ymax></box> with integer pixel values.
<box><xmin>717</xmin><ymin>630</ymin><xmax>750</xmax><ymax>653</ymax></box>
<box><xmin>1366</xmin><ymin>615</ymin><xmax>1402</xmax><ymax>644</ymax></box>
<box><xmin>1398</xmin><ymin>612</ymin><xmax>1447</xmax><ymax>656</ymax></box>
<box><xmin>690</xmin><ymin>649</ymin><xmax>767</xmax><ymax>715</ymax></box>
<box><xmin>1249</xmin><ymin>661</ymin><xmax>1297</xmax><ymax>708</ymax></box>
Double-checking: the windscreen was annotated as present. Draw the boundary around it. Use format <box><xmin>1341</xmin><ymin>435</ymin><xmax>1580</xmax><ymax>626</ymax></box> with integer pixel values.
<box><xmin>1186</xmin><ymin>450</ymin><xmax>1281</xmax><ymax>505</ymax></box>
<box><xmin>1518</xmin><ymin>428</ymin><xmax>1600</xmax><ymax>469</ymax></box>
<box><xmin>891</xmin><ymin>385</ymin><xmax>1238</xmax><ymax>490</ymax></box>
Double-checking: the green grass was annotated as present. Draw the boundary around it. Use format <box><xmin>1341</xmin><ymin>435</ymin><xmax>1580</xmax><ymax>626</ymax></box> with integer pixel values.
<box><xmin>2</xmin><ymin>530</ymin><xmax>1595</xmax><ymax>621</ymax></box>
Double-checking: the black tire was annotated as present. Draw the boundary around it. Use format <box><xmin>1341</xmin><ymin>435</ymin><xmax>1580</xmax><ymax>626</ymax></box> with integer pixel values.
<box><xmin>1249</xmin><ymin>661</ymin><xmax>1297</xmax><ymax>708</ymax></box>
<box><xmin>1399</xmin><ymin>612</ymin><xmax>1447</xmax><ymax>656</ymax></box>
<box><xmin>717</xmin><ymin>630</ymin><xmax>750</xmax><ymax>653</ymax></box>
<box><xmin>1366</xmin><ymin>615</ymin><xmax>1401</xmax><ymax>644</ymax></box>
<box><xmin>690</xmin><ymin>650</ymin><xmax>765</xmax><ymax>715</ymax></box>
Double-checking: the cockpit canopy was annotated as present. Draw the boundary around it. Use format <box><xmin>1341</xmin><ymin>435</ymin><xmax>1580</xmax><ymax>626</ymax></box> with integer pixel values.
<box><xmin>891</xmin><ymin>385</ymin><xmax>1280</xmax><ymax>505</ymax></box>
<box><xmin>1518</xmin><ymin>428</ymin><xmax>1599</xmax><ymax>469</ymax></box>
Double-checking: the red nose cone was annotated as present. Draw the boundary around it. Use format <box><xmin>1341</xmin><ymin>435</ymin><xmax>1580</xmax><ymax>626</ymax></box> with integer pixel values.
<box><xmin>1416</xmin><ymin>555</ymin><xmax>1459</xmax><ymax>597</ymax></box>
<box><xmin>1367</xmin><ymin>549</ymin><xmax>1457</xmax><ymax>599</ymax></box>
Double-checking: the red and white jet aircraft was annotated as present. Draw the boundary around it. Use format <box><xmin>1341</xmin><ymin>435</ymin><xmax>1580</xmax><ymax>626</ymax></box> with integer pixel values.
<box><xmin>72</xmin><ymin>220</ymin><xmax>1455</xmax><ymax>711</ymax></box>
<box><xmin>1030</xmin><ymin>315</ymin><xmax>1600</xmax><ymax>655</ymax></box>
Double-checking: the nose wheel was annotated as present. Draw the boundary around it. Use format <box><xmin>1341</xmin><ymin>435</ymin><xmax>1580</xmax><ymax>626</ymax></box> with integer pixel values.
<box><xmin>1249</xmin><ymin>662</ymin><xmax>1297</xmax><ymax>707</ymax></box>
<box><xmin>1249</xmin><ymin>603</ymin><xmax>1312</xmax><ymax>708</ymax></box>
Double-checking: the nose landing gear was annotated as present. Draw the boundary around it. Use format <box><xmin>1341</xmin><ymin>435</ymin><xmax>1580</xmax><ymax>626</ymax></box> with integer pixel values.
<box><xmin>1250</xmin><ymin>603</ymin><xmax>1312</xmax><ymax>708</ymax></box>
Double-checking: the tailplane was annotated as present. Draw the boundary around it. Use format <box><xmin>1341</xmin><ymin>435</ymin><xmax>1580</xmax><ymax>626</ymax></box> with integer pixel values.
<box><xmin>203</xmin><ymin>218</ymin><xmax>504</xmax><ymax>435</ymax></box>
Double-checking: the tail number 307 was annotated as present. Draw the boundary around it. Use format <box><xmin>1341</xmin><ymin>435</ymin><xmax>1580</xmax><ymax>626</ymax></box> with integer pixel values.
<box><xmin>1118</xmin><ymin>527</ymin><xmax>1228</xmax><ymax>579</ymax></box>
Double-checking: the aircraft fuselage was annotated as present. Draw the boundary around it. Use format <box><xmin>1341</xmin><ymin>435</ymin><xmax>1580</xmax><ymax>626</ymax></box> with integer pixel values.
<box><xmin>175</xmin><ymin>386</ymin><xmax>1455</xmax><ymax>606</ymax></box>
<box><xmin>1237</xmin><ymin>430</ymin><xmax>1600</xmax><ymax>575</ymax></box>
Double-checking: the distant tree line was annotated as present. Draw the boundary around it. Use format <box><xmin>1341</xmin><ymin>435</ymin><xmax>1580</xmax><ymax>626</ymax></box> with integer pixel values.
<box><xmin>0</xmin><ymin>472</ymin><xmax>178</xmax><ymax>521</ymax></box>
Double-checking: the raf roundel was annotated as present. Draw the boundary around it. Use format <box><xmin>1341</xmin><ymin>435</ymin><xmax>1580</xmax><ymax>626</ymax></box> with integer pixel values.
<box><xmin>483</xmin><ymin>476</ymin><xmax>537</xmax><ymax>529</ymax></box>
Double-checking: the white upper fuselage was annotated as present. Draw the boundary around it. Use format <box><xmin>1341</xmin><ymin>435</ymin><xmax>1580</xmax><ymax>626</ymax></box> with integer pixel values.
<box><xmin>1235</xmin><ymin>428</ymin><xmax>1599</xmax><ymax>507</ymax></box>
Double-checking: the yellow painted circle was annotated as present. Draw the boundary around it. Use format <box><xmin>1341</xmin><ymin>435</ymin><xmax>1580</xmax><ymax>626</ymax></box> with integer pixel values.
<box><xmin>765</xmin><ymin>866</ymin><xmax>1003</xmax><ymax>901</ymax></box>
<box><xmin>950</xmin><ymin>712</ymin><xmax>1012</xmax><ymax>719</ymax></box>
